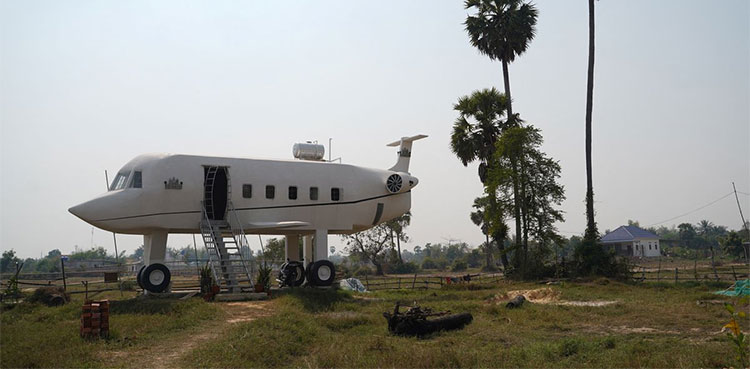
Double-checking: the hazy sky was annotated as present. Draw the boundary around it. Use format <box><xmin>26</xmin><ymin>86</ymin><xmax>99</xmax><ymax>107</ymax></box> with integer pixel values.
<box><xmin>1</xmin><ymin>0</ymin><xmax>748</xmax><ymax>259</ymax></box>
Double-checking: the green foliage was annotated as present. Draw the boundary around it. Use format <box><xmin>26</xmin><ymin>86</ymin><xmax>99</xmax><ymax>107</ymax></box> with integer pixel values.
<box><xmin>451</xmin><ymin>259</ymin><xmax>468</xmax><ymax>271</ymax></box>
<box><xmin>559</xmin><ymin>338</ymin><xmax>581</xmax><ymax>357</ymax></box>
<box><xmin>721</xmin><ymin>231</ymin><xmax>747</xmax><ymax>259</ymax></box>
<box><xmin>572</xmin><ymin>239</ymin><xmax>630</xmax><ymax>279</ymax></box>
<box><xmin>343</xmin><ymin>224</ymin><xmax>392</xmax><ymax>275</ymax></box>
<box><xmin>388</xmin><ymin>261</ymin><xmax>420</xmax><ymax>274</ymax></box>
<box><xmin>421</xmin><ymin>257</ymin><xmax>449</xmax><ymax>271</ymax></box>
<box><xmin>0</xmin><ymin>249</ymin><xmax>20</xmax><ymax>273</ymax></box>
<box><xmin>263</xmin><ymin>237</ymin><xmax>286</xmax><ymax>262</ymax></box>
<box><xmin>256</xmin><ymin>263</ymin><xmax>273</xmax><ymax>290</ymax></box>
<box><xmin>723</xmin><ymin>298</ymin><xmax>749</xmax><ymax>368</ymax></box>
<box><xmin>25</xmin><ymin>287</ymin><xmax>69</xmax><ymax>306</ymax></box>
<box><xmin>199</xmin><ymin>263</ymin><xmax>215</xmax><ymax>295</ymax></box>
<box><xmin>464</xmin><ymin>0</ymin><xmax>539</xmax><ymax>64</ymax></box>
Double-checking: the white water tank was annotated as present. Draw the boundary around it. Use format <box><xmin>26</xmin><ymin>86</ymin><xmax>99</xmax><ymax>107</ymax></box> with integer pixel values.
<box><xmin>293</xmin><ymin>142</ymin><xmax>326</xmax><ymax>161</ymax></box>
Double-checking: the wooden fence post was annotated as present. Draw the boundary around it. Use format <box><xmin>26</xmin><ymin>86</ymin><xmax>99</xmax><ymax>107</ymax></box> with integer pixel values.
<box><xmin>674</xmin><ymin>268</ymin><xmax>678</xmax><ymax>283</ymax></box>
<box><xmin>412</xmin><ymin>274</ymin><xmax>417</xmax><ymax>289</ymax></box>
<box><xmin>641</xmin><ymin>267</ymin><xmax>645</xmax><ymax>282</ymax></box>
<box><xmin>657</xmin><ymin>260</ymin><xmax>661</xmax><ymax>281</ymax></box>
<box><xmin>398</xmin><ymin>278</ymin><xmax>401</xmax><ymax>289</ymax></box>
<box><xmin>732</xmin><ymin>266</ymin><xmax>737</xmax><ymax>281</ymax></box>
<box><xmin>365</xmin><ymin>275</ymin><xmax>369</xmax><ymax>290</ymax></box>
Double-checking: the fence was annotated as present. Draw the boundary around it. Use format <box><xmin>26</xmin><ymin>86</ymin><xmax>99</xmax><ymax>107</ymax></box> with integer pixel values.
<box><xmin>630</xmin><ymin>263</ymin><xmax>749</xmax><ymax>283</ymax></box>
<box><xmin>361</xmin><ymin>272</ymin><xmax>504</xmax><ymax>291</ymax></box>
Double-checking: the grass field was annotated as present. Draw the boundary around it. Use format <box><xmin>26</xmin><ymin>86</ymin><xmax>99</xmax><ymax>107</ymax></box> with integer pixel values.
<box><xmin>1</xmin><ymin>279</ymin><xmax>745</xmax><ymax>368</ymax></box>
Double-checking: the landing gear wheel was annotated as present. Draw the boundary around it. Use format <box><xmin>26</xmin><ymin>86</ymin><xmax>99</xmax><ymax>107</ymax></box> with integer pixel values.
<box><xmin>279</xmin><ymin>261</ymin><xmax>305</xmax><ymax>287</ymax></box>
<box><xmin>136</xmin><ymin>265</ymin><xmax>146</xmax><ymax>290</ymax></box>
<box><xmin>141</xmin><ymin>263</ymin><xmax>171</xmax><ymax>293</ymax></box>
<box><xmin>307</xmin><ymin>260</ymin><xmax>335</xmax><ymax>287</ymax></box>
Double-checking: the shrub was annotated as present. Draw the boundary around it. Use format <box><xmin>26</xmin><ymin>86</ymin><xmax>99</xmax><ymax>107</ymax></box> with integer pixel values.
<box><xmin>451</xmin><ymin>260</ymin><xmax>468</xmax><ymax>272</ymax></box>
<box><xmin>389</xmin><ymin>261</ymin><xmax>420</xmax><ymax>274</ymax></box>
<box><xmin>422</xmin><ymin>257</ymin><xmax>449</xmax><ymax>271</ymax></box>
<box><xmin>559</xmin><ymin>339</ymin><xmax>581</xmax><ymax>357</ymax></box>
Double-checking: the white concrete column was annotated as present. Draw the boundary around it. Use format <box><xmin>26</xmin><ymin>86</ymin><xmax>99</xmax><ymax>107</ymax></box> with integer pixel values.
<box><xmin>143</xmin><ymin>231</ymin><xmax>168</xmax><ymax>265</ymax></box>
<box><xmin>303</xmin><ymin>235</ymin><xmax>313</xmax><ymax>264</ymax></box>
<box><xmin>285</xmin><ymin>235</ymin><xmax>300</xmax><ymax>261</ymax></box>
<box><xmin>314</xmin><ymin>229</ymin><xmax>328</xmax><ymax>261</ymax></box>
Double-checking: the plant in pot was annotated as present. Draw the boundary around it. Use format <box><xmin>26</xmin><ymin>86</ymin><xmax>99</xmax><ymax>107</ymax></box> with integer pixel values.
<box><xmin>255</xmin><ymin>263</ymin><xmax>272</xmax><ymax>293</ymax></box>
<box><xmin>200</xmin><ymin>264</ymin><xmax>219</xmax><ymax>301</ymax></box>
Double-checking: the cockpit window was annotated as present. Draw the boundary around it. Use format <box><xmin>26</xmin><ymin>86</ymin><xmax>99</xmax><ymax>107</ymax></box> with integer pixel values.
<box><xmin>131</xmin><ymin>171</ymin><xmax>142</xmax><ymax>188</ymax></box>
<box><xmin>109</xmin><ymin>171</ymin><xmax>130</xmax><ymax>191</ymax></box>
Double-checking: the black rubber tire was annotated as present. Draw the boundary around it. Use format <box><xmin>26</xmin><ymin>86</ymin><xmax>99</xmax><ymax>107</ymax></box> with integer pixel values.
<box><xmin>288</xmin><ymin>261</ymin><xmax>305</xmax><ymax>287</ymax></box>
<box><xmin>307</xmin><ymin>260</ymin><xmax>335</xmax><ymax>286</ymax></box>
<box><xmin>136</xmin><ymin>265</ymin><xmax>146</xmax><ymax>290</ymax></box>
<box><xmin>141</xmin><ymin>263</ymin><xmax>171</xmax><ymax>293</ymax></box>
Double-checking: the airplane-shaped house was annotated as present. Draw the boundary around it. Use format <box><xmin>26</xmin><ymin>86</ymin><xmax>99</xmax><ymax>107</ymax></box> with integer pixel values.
<box><xmin>69</xmin><ymin>135</ymin><xmax>427</xmax><ymax>293</ymax></box>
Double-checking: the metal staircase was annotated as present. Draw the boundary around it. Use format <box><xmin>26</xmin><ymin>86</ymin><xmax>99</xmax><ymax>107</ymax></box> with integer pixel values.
<box><xmin>199</xmin><ymin>167</ymin><xmax>255</xmax><ymax>293</ymax></box>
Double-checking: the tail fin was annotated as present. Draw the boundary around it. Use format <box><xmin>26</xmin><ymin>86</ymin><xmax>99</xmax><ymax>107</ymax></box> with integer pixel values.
<box><xmin>387</xmin><ymin>134</ymin><xmax>428</xmax><ymax>173</ymax></box>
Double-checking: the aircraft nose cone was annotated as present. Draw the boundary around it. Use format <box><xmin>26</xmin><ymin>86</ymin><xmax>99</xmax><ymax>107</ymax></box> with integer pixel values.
<box><xmin>69</xmin><ymin>201</ymin><xmax>94</xmax><ymax>222</ymax></box>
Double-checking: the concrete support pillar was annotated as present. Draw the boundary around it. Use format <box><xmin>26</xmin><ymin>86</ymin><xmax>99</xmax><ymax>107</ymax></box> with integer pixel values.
<box><xmin>303</xmin><ymin>235</ymin><xmax>313</xmax><ymax>264</ymax></box>
<box><xmin>285</xmin><ymin>235</ymin><xmax>300</xmax><ymax>261</ymax></box>
<box><xmin>314</xmin><ymin>229</ymin><xmax>328</xmax><ymax>261</ymax></box>
<box><xmin>143</xmin><ymin>231</ymin><xmax>168</xmax><ymax>265</ymax></box>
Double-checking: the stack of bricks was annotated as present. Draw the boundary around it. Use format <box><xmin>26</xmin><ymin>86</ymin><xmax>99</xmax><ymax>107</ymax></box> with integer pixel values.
<box><xmin>80</xmin><ymin>300</ymin><xmax>109</xmax><ymax>339</ymax></box>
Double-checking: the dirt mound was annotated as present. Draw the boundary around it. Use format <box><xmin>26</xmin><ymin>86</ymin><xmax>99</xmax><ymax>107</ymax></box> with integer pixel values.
<box><xmin>490</xmin><ymin>288</ymin><xmax>617</xmax><ymax>307</ymax></box>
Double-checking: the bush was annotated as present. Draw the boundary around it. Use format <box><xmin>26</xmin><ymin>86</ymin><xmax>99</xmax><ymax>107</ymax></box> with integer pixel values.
<box><xmin>421</xmin><ymin>257</ymin><xmax>449</xmax><ymax>271</ymax></box>
<box><xmin>559</xmin><ymin>339</ymin><xmax>581</xmax><ymax>357</ymax></box>
<box><xmin>573</xmin><ymin>239</ymin><xmax>631</xmax><ymax>280</ymax></box>
<box><xmin>389</xmin><ymin>261</ymin><xmax>420</xmax><ymax>274</ymax></box>
<box><xmin>26</xmin><ymin>287</ymin><xmax>69</xmax><ymax>307</ymax></box>
<box><xmin>451</xmin><ymin>260</ymin><xmax>468</xmax><ymax>272</ymax></box>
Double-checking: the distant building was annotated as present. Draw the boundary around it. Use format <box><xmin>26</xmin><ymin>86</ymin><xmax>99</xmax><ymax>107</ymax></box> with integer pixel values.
<box><xmin>601</xmin><ymin>226</ymin><xmax>661</xmax><ymax>257</ymax></box>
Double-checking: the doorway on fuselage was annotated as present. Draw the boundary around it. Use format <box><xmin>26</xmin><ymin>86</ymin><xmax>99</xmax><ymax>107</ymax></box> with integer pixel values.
<box><xmin>204</xmin><ymin>166</ymin><xmax>229</xmax><ymax>221</ymax></box>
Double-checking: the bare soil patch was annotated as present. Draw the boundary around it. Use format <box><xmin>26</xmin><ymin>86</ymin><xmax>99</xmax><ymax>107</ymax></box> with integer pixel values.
<box><xmin>489</xmin><ymin>287</ymin><xmax>618</xmax><ymax>307</ymax></box>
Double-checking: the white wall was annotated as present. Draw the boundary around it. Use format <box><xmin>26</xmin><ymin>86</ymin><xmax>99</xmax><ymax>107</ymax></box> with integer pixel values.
<box><xmin>633</xmin><ymin>238</ymin><xmax>660</xmax><ymax>257</ymax></box>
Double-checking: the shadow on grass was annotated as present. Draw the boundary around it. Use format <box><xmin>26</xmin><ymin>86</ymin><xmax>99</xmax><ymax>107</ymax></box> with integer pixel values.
<box><xmin>274</xmin><ymin>287</ymin><xmax>354</xmax><ymax>313</ymax></box>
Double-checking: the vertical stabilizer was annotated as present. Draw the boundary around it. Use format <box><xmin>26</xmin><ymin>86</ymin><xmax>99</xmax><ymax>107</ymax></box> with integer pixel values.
<box><xmin>387</xmin><ymin>134</ymin><xmax>428</xmax><ymax>173</ymax></box>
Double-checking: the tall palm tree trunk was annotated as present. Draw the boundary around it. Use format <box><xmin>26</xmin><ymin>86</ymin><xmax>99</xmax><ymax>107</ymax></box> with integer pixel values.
<box><xmin>502</xmin><ymin>59</ymin><xmax>523</xmax><ymax>257</ymax></box>
<box><xmin>584</xmin><ymin>0</ymin><xmax>598</xmax><ymax>241</ymax></box>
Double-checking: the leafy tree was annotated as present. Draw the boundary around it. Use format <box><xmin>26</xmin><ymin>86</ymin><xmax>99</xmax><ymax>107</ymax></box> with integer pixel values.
<box><xmin>47</xmin><ymin>249</ymin><xmax>62</xmax><ymax>258</ymax></box>
<box><xmin>583</xmin><ymin>0</ymin><xmax>599</xmax><ymax>245</ymax></box>
<box><xmin>385</xmin><ymin>212</ymin><xmax>411</xmax><ymax>264</ymax></box>
<box><xmin>343</xmin><ymin>224</ymin><xmax>393</xmax><ymax>275</ymax></box>
<box><xmin>262</xmin><ymin>238</ymin><xmax>286</xmax><ymax>262</ymax></box>
<box><xmin>489</xmin><ymin>125</ymin><xmax>565</xmax><ymax>274</ymax></box>
<box><xmin>1</xmin><ymin>250</ymin><xmax>20</xmax><ymax>273</ymax></box>
<box><xmin>450</xmin><ymin>88</ymin><xmax>514</xmax><ymax>266</ymax></box>
<box><xmin>678</xmin><ymin>223</ymin><xmax>697</xmax><ymax>249</ymax></box>
<box><xmin>464</xmin><ymin>0</ymin><xmax>538</xmax><ymax>121</ymax></box>
<box><xmin>721</xmin><ymin>231</ymin><xmax>747</xmax><ymax>260</ymax></box>
<box><xmin>471</xmin><ymin>196</ymin><xmax>502</xmax><ymax>269</ymax></box>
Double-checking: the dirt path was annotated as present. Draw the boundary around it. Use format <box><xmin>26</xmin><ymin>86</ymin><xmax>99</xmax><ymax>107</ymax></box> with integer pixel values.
<box><xmin>99</xmin><ymin>300</ymin><xmax>275</xmax><ymax>368</ymax></box>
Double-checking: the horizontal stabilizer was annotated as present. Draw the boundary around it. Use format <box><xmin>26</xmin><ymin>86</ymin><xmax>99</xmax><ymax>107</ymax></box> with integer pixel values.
<box><xmin>386</xmin><ymin>134</ymin><xmax>428</xmax><ymax>147</ymax></box>
<box><xmin>246</xmin><ymin>221</ymin><xmax>311</xmax><ymax>230</ymax></box>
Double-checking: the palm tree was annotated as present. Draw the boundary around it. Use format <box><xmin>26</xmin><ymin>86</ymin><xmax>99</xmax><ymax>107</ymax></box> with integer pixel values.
<box><xmin>471</xmin><ymin>196</ymin><xmax>494</xmax><ymax>269</ymax></box>
<box><xmin>451</xmin><ymin>88</ymin><xmax>509</xmax><ymax>182</ymax></box>
<box><xmin>583</xmin><ymin>0</ymin><xmax>598</xmax><ymax>243</ymax></box>
<box><xmin>464</xmin><ymin>0</ymin><xmax>538</xmax><ymax>122</ymax></box>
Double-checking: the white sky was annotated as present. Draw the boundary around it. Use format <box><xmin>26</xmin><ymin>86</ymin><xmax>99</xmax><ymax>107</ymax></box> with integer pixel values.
<box><xmin>1</xmin><ymin>0</ymin><xmax>748</xmax><ymax>259</ymax></box>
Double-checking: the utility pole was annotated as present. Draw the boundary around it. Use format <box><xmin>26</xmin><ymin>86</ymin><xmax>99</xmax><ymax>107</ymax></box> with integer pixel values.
<box><xmin>732</xmin><ymin>182</ymin><xmax>749</xmax><ymax>264</ymax></box>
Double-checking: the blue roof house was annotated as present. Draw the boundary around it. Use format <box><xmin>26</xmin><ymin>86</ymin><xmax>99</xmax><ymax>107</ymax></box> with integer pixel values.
<box><xmin>601</xmin><ymin>226</ymin><xmax>661</xmax><ymax>257</ymax></box>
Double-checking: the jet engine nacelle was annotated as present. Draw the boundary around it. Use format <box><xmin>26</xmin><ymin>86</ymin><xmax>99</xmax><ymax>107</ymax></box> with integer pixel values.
<box><xmin>385</xmin><ymin>172</ymin><xmax>418</xmax><ymax>194</ymax></box>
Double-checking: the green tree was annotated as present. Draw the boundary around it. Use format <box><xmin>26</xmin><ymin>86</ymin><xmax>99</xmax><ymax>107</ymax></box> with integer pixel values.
<box><xmin>343</xmin><ymin>224</ymin><xmax>393</xmax><ymax>275</ymax></box>
<box><xmin>450</xmin><ymin>88</ymin><xmax>513</xmax><ymax>266</ymax></box>
<box><xmin>489</xmin><ymin>125</ymin><xmax>565</xmax><ymax>274</ymax></box>
<box><xmin>263</xmin><ymin>238</ymin><xmax>286</xmax><ymax>262</ymax></box>
<box><xmin>722</xmin><ymin>231</ymin><xmax>747</xmax><ymax>259</ymax></box>
<box><xmin>1</xmin><ymin>250</ymin><xmax>20</xmax><ymax>273</ymax></box>
<box><xmin>583</xmin><ymin>0</ymin><xmax>599</xmax><ymax>244</ymax></box>
<box><xmin>471</xmin><ymin>196</ymin><xmax>501</xmax><ymax>269</ymax></box>
<box><xmin>385</xmin><ymin>212</ymin><xmax>411</xmax><ymax>264</ymax></box>
<box><xmin>47</xmin><ymin>249</ymin><xmax>62</xmax><ymax>258</ymax></box>
<box><xmin>464</xmin><ymin>0</ymin><xmax>538</xmax><ymax>121</ymax></box>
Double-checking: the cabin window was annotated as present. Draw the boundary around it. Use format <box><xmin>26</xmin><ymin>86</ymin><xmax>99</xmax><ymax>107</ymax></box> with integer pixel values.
<box><xmin>288</xmin><ymin>186</ymin><xmax>297</xmax><ymax>200</ymax></box>
<box><xmin>265</xmin><ymin>185</ymin><xmax>275</xmax><ymax>199</ymax></box>
<box><xmin>331</xmin><ymin>187</ymin><xmax>341</xmax><ymax>201</ymax></box>
<box><xmin>109</xmin><ymin>171</ymin><xmax>130</xmax><ymax>191</ymax></box>
<box><xmin>242</xmin><ymin>184</ymin><xmax>252</xmax><ymax>198</ymax></box>
<box><xmin>310</xmin><ymin>187</ymin><xmax>319</xmax><ymax>201</ymax></box>
<box><xmin>131</xmin><ymin>171</ymin><xmax>142</xmax><ymax>188</ymax></box>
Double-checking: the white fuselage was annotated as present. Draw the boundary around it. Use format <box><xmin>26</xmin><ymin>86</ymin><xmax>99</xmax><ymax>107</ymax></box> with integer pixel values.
<box><xmin>70</xmin><ymin>153</ymin><xmax>416</xmax><ymax>236</ymax></box>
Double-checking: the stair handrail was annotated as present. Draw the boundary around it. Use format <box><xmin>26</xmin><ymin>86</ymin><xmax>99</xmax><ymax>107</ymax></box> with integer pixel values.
<box><xmin>199</xmin><ymin>201</ymin><xmax>221</xmax><ymax>288</ymax></box>
<box><xmin>226</xmin><ymin>199</ymin><xmax>256</xmax><ymax>288</ymax></box>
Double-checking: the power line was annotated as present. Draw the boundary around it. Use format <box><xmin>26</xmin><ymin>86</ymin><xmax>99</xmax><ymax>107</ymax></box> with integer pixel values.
<box><xmin>646</xmin><ymin>192</ymin><xmax>734</xmax><ymax>227</ymax></box>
